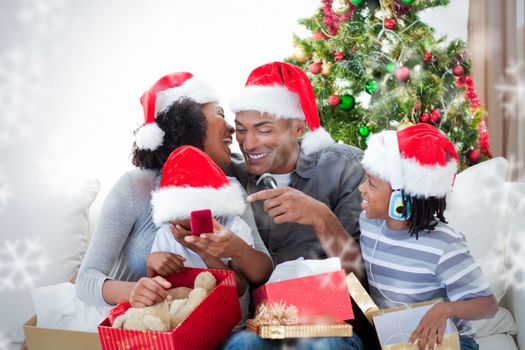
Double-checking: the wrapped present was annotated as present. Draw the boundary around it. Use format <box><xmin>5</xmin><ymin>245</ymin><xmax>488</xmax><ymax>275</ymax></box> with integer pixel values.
<box><xmin>252</xmin><ymin>258</ymin><xmax>354</xmax><ymax>321</ymax></box>
<box><xmin>372</xmin><ymin>299</ymin><xmax>460</xmax><ymax>350</ymax></box>
<box><xmin>345</xmin><ymin>273</ymin><xmax>379</xmax><ymax>324</ymax></box>
<box><xmin>97</xmin><ymin>268</ymin><xmax>241</xmax><ymax>350</ymax></box>
<box><xmin>246</xmin><ymin>302</ymin><xmax>353</xmax><ymax>339</ymax></box>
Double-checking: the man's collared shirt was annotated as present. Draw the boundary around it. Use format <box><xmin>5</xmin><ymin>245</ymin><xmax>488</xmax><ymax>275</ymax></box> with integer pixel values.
<box><xmin>226</xmin><ymin>143</ymin><xmax>365</xmax><ymax>266</ymax></box>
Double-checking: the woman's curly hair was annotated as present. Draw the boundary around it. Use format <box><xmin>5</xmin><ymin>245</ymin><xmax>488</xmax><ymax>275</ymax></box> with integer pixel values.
<box><xmin>131</xmin><ymin>97</ymin><xmax>207</xmax><ymax>170</ymax></box>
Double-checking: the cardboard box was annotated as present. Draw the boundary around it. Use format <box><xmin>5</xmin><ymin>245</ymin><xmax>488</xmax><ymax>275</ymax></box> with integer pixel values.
<box><xmin>23</xmin><ymin>315</ymin><xmax>101</xmax><ymax>350</ymax></box>
<box><xmin>98</xmin><ymin>268</ymin><xmax>241</xmax><ymax>350</ymax></box>
<box><xmin>252</xmin><ymin>270</ymin><xmax>354</xmax><ymax>321</ymax></box>
<box><xmin>345</xmin><ymin>273</ymin><xmax>379</xmax><ymax>324</ymax></box>
<box><xmin>246</xmin><ymin>319</ymin><xmax>353</xmax><ymax>339</ymax></box>
<box><xmin>372</xmin><ymin>300</ymin><xmax>460</xmax><ymax>350</ymax></box>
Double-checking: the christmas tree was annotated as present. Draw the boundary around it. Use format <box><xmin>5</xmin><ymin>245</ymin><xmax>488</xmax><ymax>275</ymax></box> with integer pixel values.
<box><xmin>286</xmin><ymin>0</ymin><xmax>492</xmax><ymax>169</ymax></box>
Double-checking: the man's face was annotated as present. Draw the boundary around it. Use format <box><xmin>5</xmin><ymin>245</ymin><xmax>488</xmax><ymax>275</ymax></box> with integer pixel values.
<box><xmin>235</xmin><ymin>110</ymin><xmax>305</xmax><ymax>175</ymax></box>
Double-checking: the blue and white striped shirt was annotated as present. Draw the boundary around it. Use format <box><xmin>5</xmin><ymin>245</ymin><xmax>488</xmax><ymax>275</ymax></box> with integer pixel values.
<box><xmin>359</xmin><ymin>211</ymin><xmax>493</xmax><ymax>337</ymax></box>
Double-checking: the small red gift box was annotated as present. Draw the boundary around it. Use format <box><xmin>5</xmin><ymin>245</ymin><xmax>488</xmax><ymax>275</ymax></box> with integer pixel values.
<box><xmin>252</xmin><ymin>270</ymin><xmax>354</xmax><ymax>321</ymax></box>
<box><xmin>97</xmin><ymin>267</ymin><xmax>241</xmax><ymax>350</ymax></box>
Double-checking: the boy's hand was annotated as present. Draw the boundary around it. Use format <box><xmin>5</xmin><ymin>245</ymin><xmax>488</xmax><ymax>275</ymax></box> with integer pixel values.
<box><xmin>147</xmin><ymin>252</ymin><xmax>186</xmax><ymax>277</ymax></box>
<box><xmin>409</xmin><ymin>302</ymin><xmax>451</xmax><ymax>350</ymax></box>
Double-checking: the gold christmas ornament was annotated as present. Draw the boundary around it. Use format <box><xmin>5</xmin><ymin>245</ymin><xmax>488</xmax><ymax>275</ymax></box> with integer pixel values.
<box><xmin>397</xmin><ymin>118</ymin><xmax>414</xmax><ymax>131</ymax></box>
<box><xmin>324</xmin><ymin>41</ymin><xmax>335</xmax><ymax>53</ymax></box>
<box><xmin>321</xmin><ymin>62</ymin><xmax>333</xmax><ymax>75</ymax></box>
<box><xmin>293</xmin><ymin>47</ymin><xmax>307</xmax><ymax>63</ymax></box>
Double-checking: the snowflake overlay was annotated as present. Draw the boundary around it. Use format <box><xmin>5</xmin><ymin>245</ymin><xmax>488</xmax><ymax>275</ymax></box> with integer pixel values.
<box><xmin>0</xmin><ymin>332</ymin><xmax>9</xmax><ymax>350</ymax></box>
<box><xmin>0</xmin><ymin>0</ymin><xmax>69</xmax><ymax>146</ymax></box>
<box><xmin>496</xmin><ymin>60</ymin><xmax>525</xmax><ymax>122</ymax></box>
<box><xmin>0</xmin><ymin>239</ymin><xmax>49</xmax><ymax>291</ymax></box>
<box><xmin>318</xmin><ymin>235</ymin><xmax>364</xmax><ymax>291</ymax></box>
<box><xmin>0</xmin><ymin>169</ymin><xmax>13</xmax><ymax>213</ymax></box>
<box><xmin>506</xmin><ymin>222</ymin><xmax>525</xmax><ymax>291</ymax></box>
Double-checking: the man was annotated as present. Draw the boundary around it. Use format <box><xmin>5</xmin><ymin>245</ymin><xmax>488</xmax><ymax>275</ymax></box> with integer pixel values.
<box><xmin>228</xmin><ymin>61</ymin><xmax>365</xmax><ymax>276</ymax></box>
<box><xmin>222</xmin><ymin>62</ymin><xmax>367</xmax><ymax>350</ymax></box>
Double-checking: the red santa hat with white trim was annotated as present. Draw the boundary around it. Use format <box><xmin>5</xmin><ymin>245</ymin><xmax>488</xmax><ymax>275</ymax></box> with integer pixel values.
<box><xmin>136</xmin><ymin>72</ymin><xmax>220</xmax><ymax>151</ymax></box>
<box><xmin>229</xmin><ymin>61</ymin><xmax>334</xmax><ymax>154</ymax></box>
<box><xmin>150</xmin><ymin>145</ymin><xmax>246</xmax><ymax>226</ymax></box>
<box><xmin>361</xmin><ymin>123</ymin><xmax>459</xmax><ymax>198</ymax></box>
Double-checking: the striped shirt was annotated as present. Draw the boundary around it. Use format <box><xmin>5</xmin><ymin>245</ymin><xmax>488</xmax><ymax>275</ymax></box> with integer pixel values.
<box><xmin>359</xmin><ymin>211</ymin><xmax>493</xmax><ymax>338</ymax></box>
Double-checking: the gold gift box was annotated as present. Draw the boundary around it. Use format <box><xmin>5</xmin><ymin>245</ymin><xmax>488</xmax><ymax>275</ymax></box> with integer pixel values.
<box><xmin>246</xmin><ymin>319</ymin><xmax>353</xmax><ymax>339</ymax></box>
<box><xmin>345</xmin><ymin>273</ymin><xmax>380</xmax><ymax>324</ymax></box>
<box><xmin>373</xmin><ymin>299</ymin><xmax>460</xmax><ymax>350</ymax></box>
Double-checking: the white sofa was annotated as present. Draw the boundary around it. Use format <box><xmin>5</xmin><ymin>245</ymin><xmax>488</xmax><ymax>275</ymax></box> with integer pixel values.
<box><xmin>0</xmin><ymin>157</ymin><xmax>522</xmax><ymax>349</ymax></box>
<box><xmin>445</xmin><ymin>157</ymin><xmax>524</xmax><ymax>349</ymax></box>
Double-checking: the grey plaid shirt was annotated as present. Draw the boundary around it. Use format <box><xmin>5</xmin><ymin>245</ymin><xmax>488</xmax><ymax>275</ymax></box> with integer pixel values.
<box><xmin>225</xmin><ymin>143</ymin><xmax>365</xmax><ymax>266</ymax></box>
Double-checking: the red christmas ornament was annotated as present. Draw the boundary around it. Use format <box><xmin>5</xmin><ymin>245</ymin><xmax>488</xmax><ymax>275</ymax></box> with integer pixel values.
<box><xmin>309</xmin><ymin>62</ymin><xmax>322</xmax><ymax>74</ymax></box>
<box><xmin>419</xmin><ymin>112</ymin><xmax>430</xmax><ymax>123</ymax></box>
<box><xmin>394</xmin><ymin>66</ymin><xmax>410</xmax><ymax>82</ymax></box>
<box><xmin>452</xmin><ymin>65</ymin><xmax>464</xmax><ymax>76</ymax></box>
<box><xmin>313</xmin><ymin>32</ymin><xmax>326</xmax><ymax>41</ymax></box>
<box><xmin>328</xmin><ymin>95</ymin><xmax>341</xmax><ymax>106</ymax></box>
<box><xmin>424</xmin><ymin>51</ymin><xmax>432</xmax><ymax>63</ymax></box>
<box><xmin>430</xmin><ymin>108</ymin><xmax>442</xmax><ymax>124</ymax></box>
<box><xmin>334</xmin><ymin>51</ymin><xmax>345</xmax><ymax>61</ymax></box>
<box><xmin>468</xmin><ymin>149</ymin><xmax>481</xmax><ymax>164</ymax></box>
<box><xmin>414</xmin><ymin>100</ymin><xmax>422</xmax><ymax>111</ymax></box>
<box><xmin>384</xmin><ymin>18</ymin><xmax>397</xmax><ymax>30</ymax></box>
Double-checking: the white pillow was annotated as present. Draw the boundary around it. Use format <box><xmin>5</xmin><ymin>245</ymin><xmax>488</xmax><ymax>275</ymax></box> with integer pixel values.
<box><xmin>445</xmin><ymin>157</ymin><xmax>517</xmax><ymax>301</ymax></box>
<box><xmin>0</xmin><ymin>179</ymin><xmax>99</xmax><ymax>343</ymax></box>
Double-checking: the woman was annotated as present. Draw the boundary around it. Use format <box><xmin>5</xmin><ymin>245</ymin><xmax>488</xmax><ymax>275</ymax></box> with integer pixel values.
<box><xmin>75</xmin><ymin>72</ymin><xmax>272</xmax><ymax>310</ymax></box>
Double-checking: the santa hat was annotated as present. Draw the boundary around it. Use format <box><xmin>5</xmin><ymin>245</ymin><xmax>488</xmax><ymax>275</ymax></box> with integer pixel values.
<box><xmin>229</xmin><ymin>61</ymin><xmax>334</xmax><ymax>154</ymax></box>
<box><xmin>150</xmin><ymin>146</ymin><xmax>246</xmax><ymax>226</ymax></box>
<box><xmin>361</xmin><ymin>123</ymin><xmax>459</xmax><ymax>198</ymax></box>
<box><xmin>136</xmin><ymin>72</ymin><xmax>220</xmax><ymax>151</ymax></box>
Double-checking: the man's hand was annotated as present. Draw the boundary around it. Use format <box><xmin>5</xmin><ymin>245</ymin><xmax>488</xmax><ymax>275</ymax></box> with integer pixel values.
<box><xmin>247</xmin><ymin>187</ymin><xmax>328</xmax><ymax>227</ymax></box>
<box><xmin>408</xmin><ymin>302</ymin><xmax>451</xmax><ymax>350</ymax></box>
<box><xmin>129</xmin><ymin>276</ymin><xmax>172</xmax><ymax>308</ymax></box>
<box><xmin>147</xmin><ymin>252</ymin><xmax>186</xmax><ymax>277</ymax></box>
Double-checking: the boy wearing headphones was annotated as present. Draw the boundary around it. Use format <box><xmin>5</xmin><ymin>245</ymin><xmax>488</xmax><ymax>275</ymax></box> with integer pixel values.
<box><xmin>358</xmin><ymin>123</ymin><xmax>497</xmax><ymax>350</ymax></box>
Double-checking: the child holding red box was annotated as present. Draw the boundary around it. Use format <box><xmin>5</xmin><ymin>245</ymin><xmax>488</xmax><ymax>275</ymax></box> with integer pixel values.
<box><xmin>358</xmin><ymin>123</ymin><xmax>498</xmax><ymax>350</ymax></box>
<box><xmin>148</xmin><ymin>145</ymin><xmax>255</xmax><ymax>275</ymax></box>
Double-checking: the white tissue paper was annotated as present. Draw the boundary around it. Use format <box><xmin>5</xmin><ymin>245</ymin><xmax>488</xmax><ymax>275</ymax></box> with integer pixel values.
<box><xmin>31</xmin><ymin>283</ymin><xmax>112</xmax><ymax>332</ymax></box>
<box><xmin>267</xmin><ymin>257</ymin><xmax>342</xmax><ymax>283</ymax></box>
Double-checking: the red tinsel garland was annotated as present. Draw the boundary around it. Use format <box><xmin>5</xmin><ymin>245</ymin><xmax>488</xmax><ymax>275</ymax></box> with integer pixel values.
<box><xmin>322</xmin><ymin>0</ymin><xmax>357</xmax><ymax>36</ymax></box>
<box><xmin>456</xmin><ymin>75</ymin><xmax>492</xmax><ymax>157</ymax></box>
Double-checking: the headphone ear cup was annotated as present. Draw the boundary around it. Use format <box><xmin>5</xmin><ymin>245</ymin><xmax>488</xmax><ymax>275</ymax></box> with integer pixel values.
<box><xmin>389</xmin><ymin>190</ymin><xmax>410</xmax><ymax>220</ymax></box>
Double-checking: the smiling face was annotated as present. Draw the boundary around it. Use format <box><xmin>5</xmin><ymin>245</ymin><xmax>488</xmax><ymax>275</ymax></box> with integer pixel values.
<box><xmin>358</xmin><ymin>172</ymin><xmax>392</xmax><ymax>220</ymax></box>
<box><xmin>234</xmin><ymin>110</ymin><xmax>306</xmax><ymax>175</ymax></box>
<box><xmin>201</xmin><ymin>102</ymin><xmax>234</xmax><ymax>168</ymax></box>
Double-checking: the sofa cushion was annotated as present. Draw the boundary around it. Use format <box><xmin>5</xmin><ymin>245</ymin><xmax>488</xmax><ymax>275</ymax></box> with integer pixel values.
<box><xmin>0</xmin><ymin>179</ymin><xmax>99</xmax><ymax>342</ymax></box>
<box><xmin>505</xmin><ymin>192</ymin><xmax>525</xmax><ymax>350</ymax></box>
<box><xmin>445</xmin><ymin>157</ymin><xmax>519</xmax><ymax>301</ymax></box>
<box><xmin>477</xmin><ymin>333</ymin><xmax>519</xmax><ymax>350</ymax></box>
<box><xmin>471</xmin><ymin>307</ymin><xmax>517</xmax><ymax>338</ymax></box>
